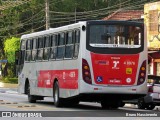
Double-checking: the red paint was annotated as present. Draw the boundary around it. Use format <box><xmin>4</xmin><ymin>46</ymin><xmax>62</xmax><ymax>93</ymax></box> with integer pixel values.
<box><xmin>91</xmin><ymin>52</ymin><xmax>139</xmax><ymax>85</ymax></box>
<box><xmin>149</xmin><ymin>52</ymin><xmax>160</xmax><ymax>59</ymax></box>
<box><xmin>37</xmin><ymin>69</ymin><xmax>78</xmax><ymax>89</ymax></box>
<box><xmin>94</xmin><ymin>88</ymin><xmax>98</xmax><ymax>90</ymax></box>
<box><xmin>132</xmin><ymin>89</ymin><xmax>137</xmax><ymax>91</ymax></box>
<box><xmin>153</xmin><ymin>62</ymin><xmax>157</xmax><ymax>75</ymax></box>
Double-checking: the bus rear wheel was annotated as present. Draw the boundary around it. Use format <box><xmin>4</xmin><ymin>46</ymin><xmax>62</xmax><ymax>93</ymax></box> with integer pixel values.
<box><xmin>26</xmin><ymin>82</ymin><xmax>36</xmax><ymax>103</ymax></box>
<box><xmin>146</xmin><ymin>104</ymin><xmax>155</xmax><ymax>110</ymax></box>
<box><xmin>53</xmin><ymin>82</ymin><xmax>64</xmax><ymax>107</ymax></box>
<box><xmin>137</xmin><ymin>98</ymin><xmax>145</xmax><ymax>109</ymax></box>
<box><xmin>101</xmin><ymin>101</ymin><xmax>119</xmax><ymax>109</ymax></box>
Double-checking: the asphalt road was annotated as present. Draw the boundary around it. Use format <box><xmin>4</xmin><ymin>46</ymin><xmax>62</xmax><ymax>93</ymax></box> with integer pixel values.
<box><xmin>0</xmin><ymin>88</ymin><xmax>160</xmax><ymax>120</ymax></box>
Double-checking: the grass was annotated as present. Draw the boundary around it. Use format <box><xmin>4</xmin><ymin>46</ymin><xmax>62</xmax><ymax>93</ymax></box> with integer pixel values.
<box><xmin>1</xmin><ymin>77</ymin><xmax>18</xmax><ymax>84</ymax></box>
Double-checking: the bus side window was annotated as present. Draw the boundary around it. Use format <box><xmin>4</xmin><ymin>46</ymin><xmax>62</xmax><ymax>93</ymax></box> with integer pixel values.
<box><xmin>65</xmin><ymin>31</ymin><xmax>74</xmax><ymax>59</ymax></box>
<box><xmin>26</xmin><ymin>39</ymin><xmax>31</xmax><ymax>50</ymax></box>
<box><xmin>43</xmin><ymin>36</ymin><xmax>50</xmax><ymax>60</ymax></box>
<box><xmin>21</xmin><ymin>40</ymin><xmax>26</xmax><ymax>50</ymax></box>
<box><xmin>58</xmin><ymin>32</ymin><xmax>65</xmax><ymax>45</ymax></box>
<box><xmin>44</xmin><ymin>36</ymin><xmax>50</xmax><ymax>48</ymax></box>
<box><xmin>50</xmin><ymin>35</ymin><xmax>57</xmax><ymax>60</ymax></box>
<box><xmin>20</xmin><ymin>40</ymin><xmax>26</xmax><ymax>65</ymax></box>
<box><xmin>74</xmin><ymin>30</ymin><xmax>80</xmax><ymax>58</ymax></box>
<box><xmin>51</xmin><ymin>34</ymin><xmax>57</xmax><ymax>47</ymax></box>
<box><xmin>31</xmin><ymin>38</ymin><xmax>37</xmax><ymax>61</ymax></box>
<box><xmin>21</xmin><ymin>51</ymin><xmax>25</xmax><ymax>65</ymax></box>
<box><xmin>56</xmin><ymin>33</ymin><xmax>65</xmax><ymax>60</ymax></box>
<box><xmin>37</xmin><ymin>37</ymin><xmax>44</xmax><ymax>61</ymax></box>
<box><xmin>25</xmin><ymin>39</ymin><xmax>31</xmax><ymax>62</ymax></box>
<box><xmin>38</xmin><ymin>37</ymin><xmax>44</xmax><ymax>48</ymax></box>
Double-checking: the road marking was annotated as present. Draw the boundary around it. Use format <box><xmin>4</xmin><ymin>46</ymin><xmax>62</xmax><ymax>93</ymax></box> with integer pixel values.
<box><xmin>0</xmin><ymin>98</ymin><xmax>57</xmax><ymax>110</ymax></box>
<box><xmin>13</xmin><ymin>102</ymin><xmax>18</xmax><ymax>104</ymax></box>
<box><xmin>0</xmin><ymin>101</ymin><xmax>57</xmax><ymax>111</ymax></box>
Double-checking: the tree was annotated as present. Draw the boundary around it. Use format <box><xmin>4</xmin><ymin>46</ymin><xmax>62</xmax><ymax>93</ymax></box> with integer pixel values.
<box><xmin>3</xmin><ymin>37</ymin><xmax>20</xmax><ymax>77</ymax></box>
<box><xmin>4</xmin><ymin>37</ymin><xmax>20</xmax><ymax>64</ymax></box>
<box><xmin>0</xmin><ymin>0</ymin><xmax>159</xmax><ymax>77</ymax></box>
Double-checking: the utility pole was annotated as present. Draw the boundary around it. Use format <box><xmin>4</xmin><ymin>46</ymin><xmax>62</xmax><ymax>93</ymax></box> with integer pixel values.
<box><xmin>75</xmin><ymin>6</ymin><xmax>77</xmax><ymax>23</ymax></box>
<box><xmin>119</xmin><ymin>0</ymin><xmax>121</xmax><ymax>9</ymax></box>
<box><xmin>45</xmin><ymin>0</ymin><xmax>50</xmax><ymax>29</ymax></box>
<box><xmin>75</xmin><ymin>2</ymin><xmax>77</xmax><ymax>23</ymax></box>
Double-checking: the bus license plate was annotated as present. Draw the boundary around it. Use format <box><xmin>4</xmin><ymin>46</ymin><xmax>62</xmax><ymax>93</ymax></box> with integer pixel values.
<box><xmin>108</xmin><ymin>79</ymin><xmax>121</xmax><ymax>84</ymax></box>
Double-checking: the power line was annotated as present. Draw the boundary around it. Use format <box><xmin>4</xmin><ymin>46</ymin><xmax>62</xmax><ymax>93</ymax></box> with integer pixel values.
<box><xmin>49</xmin><ymin>0</ymin><xmax>147</xmax><ymax>25</ymax></box>
<box><xmin>1</xmin><ymin>0</ymin><xmax>159</xmax><ymax>38</ymax></box>
<box><xmin>49</xmin><ymin>0</ymin><xmax>131</xmax><ymax>15</ymax></box>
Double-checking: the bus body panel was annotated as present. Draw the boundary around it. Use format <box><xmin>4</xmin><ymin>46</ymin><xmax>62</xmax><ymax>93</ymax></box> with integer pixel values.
<box><xmin>79</xmin><ymin>20</ymin><xmax>147</xmax><ymax>99</ymax></box>
<box><xmin>18</xmin><ymin>22</ymin><xmax>86</xmax><ymax>98</ymax></box>
<box><xmin>37</xmin><ymin>69</ymin><xmax>78</xmax><ymax>89</ymax></box>
<box><xmin>18</xmin><ymin>59</ymin><xmax>81</xmax><ymax>98</ymax></box>
<box><xmin>79</xmin><ymin>79</ymin><xmax>147</xmax><ymax>95</ymax></box>
<box><xmin>79</xmin><ymin>49</ymin><xmax>147</xmax><ymax>95</ymax></box>
<box><xmin>17</xmin><ymin>20</ymin><xmax>147</xmax><ymax>102</ymax></box>
<box><xmin>91</xmin><ymin>53</ymin><xmax>139</xmax><ymax>85</ymax></box>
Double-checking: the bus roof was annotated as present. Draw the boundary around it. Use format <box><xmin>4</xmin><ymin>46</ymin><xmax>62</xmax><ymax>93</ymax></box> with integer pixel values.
<box><xmin>21</xmin><ymin>21</ymin><xmax>86</xmax><ymax>40</ymax></box>
<box><xmin>21</xmin><ymin>20</ymin><xmax>142</xmax><ymax>40</ymax></box>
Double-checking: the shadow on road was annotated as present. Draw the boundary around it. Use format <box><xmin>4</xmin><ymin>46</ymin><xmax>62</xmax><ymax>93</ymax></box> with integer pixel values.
<box><xmin>35</xmin><ymin>99</ymin><xmax>159</xmax><ymax>112</ymax></box>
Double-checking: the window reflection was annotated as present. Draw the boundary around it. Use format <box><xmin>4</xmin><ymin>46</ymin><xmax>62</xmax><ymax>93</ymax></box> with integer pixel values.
<box><xmin>89</xmin><ymin>25</ymin><xmax>142</xmax><ymax>48</ymax></box>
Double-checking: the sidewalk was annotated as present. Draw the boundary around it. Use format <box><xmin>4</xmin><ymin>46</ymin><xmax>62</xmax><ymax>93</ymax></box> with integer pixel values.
<box><xmin>0</xmin><ymin>82</ymin><xmax>18</xmax><ymax>88</ymax></box>
<box><xmin>0</xmin><ymin>82</ymin><xmax>18</xmax><ymax>94</ymax></box>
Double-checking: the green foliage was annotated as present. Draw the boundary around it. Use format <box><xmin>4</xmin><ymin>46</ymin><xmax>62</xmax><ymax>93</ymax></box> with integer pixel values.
<box><xmin>4</xmin><ymin>37</ymin><xmax>20</xmax><ymax>64</ymax></box>
<box><xmin>0</xmin><ymin>0</ymin><xmax>159</xmax><ymax>77</ymax></box>
<box><xmin>1</xmin><ymin>0</ymin><xmax>159</xmax><ymax>38</ymax></box>
<box><xmin>1</xmin><ymin>77</ymin><xmax>18</xmax><ymax>84</ymax></box>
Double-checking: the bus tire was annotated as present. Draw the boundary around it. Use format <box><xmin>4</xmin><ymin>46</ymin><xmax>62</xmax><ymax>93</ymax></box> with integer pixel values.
<box><xmin>26</xmin><ymin>82</ymin><xmax>36</xmax><ymax>103</ymax></box>
<box><xmin>53</xmin><ymin>82</ymin><xmax>63</xmax><ymax>107</ymax></box>
<box><xmin>137</xmin><ymin>98</ymin><xmax>145</xmax><ymax>109</ymax></box>
<box><xmin>146</xmin><ymin>103</ymin><xmax>155</xmax><ymax>110</ymax></box>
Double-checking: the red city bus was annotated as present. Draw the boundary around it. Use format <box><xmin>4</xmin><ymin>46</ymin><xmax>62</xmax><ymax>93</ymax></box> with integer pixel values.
<box><xmin>16</xmin><ymin>20</ymin><xmax>147</xmax><ymax>108</ymax></box>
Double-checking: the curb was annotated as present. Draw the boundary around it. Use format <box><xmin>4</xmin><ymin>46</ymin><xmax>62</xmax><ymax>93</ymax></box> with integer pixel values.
<box><xmin>5</xmin><ymin>90</ymin><xmax>18</xmax><ymax>94</ymax></box>
<box><xmin>124</xmin><ymin>104</ymin><xmax>137</xmax><ymax>108</ymax></box>
<box><xmin>0</xmin><ymin>82</ymin><xmax>18</xmax><ymax>88</ymax></box>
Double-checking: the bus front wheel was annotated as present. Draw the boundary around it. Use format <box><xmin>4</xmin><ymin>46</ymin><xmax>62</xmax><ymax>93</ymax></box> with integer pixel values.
<box><xmin>53</xmin><ymin>82</ymin><xmax>64</xmax><ymax>107</ymax></box>
<box><xmin>27</xmin><ymin>82</ymin><xmax>36</xmax><ymax>103</ymax></box>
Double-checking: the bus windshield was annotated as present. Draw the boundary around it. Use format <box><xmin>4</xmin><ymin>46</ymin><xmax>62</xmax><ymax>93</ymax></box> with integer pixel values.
<box><xmin>89</xmin><ymin>25</ymin><xmax>142</xmax><ymax>48</ymax></box>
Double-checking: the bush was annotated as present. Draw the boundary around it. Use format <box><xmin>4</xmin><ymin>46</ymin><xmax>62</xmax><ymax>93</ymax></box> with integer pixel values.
<box><xmin>1</xmin><ymin>77</ymin><xmax>18</xmax><ymax>84</ymax></box>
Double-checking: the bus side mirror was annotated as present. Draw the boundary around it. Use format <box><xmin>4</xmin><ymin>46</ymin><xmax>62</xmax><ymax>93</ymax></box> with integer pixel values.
<box><xmin>82</xmin><ymin>25</ymin><xmax>86</xmax><ymax>31</ymax></box>
<box><xmin>15</xmin><ymin>59</ymin><xmax>18</xmax><ymax>65</ymax></box>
